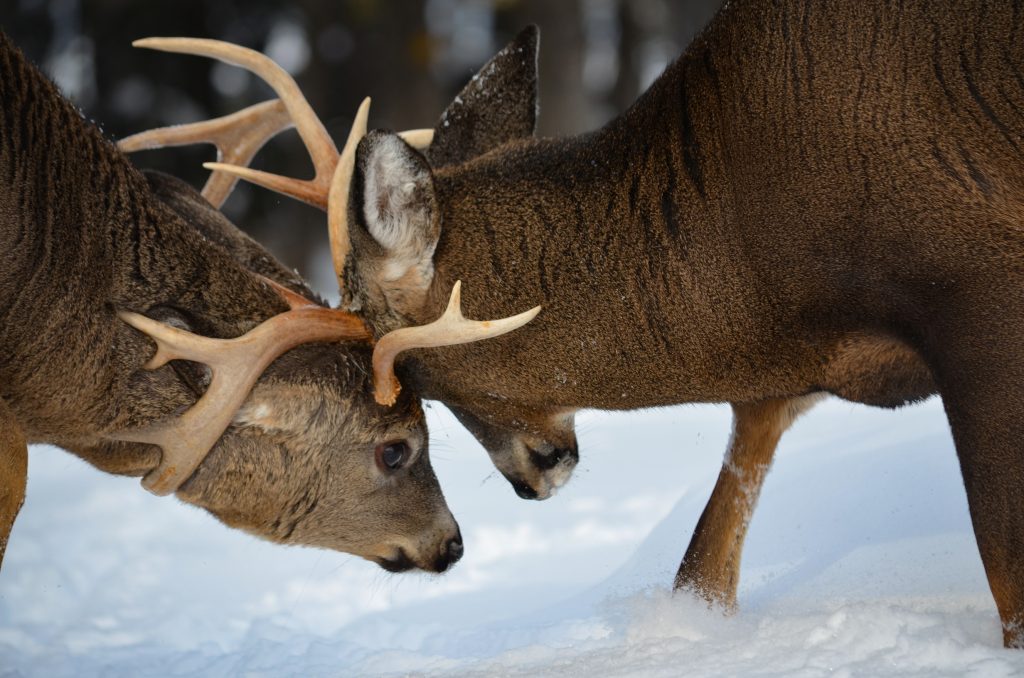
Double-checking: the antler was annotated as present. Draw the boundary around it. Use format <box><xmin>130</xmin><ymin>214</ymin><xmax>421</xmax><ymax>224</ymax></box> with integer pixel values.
<box><xmin>120</xmin><ymin>38</ymin><xmax>433</xmax><ymax>282</ymax></box>
<box><xmin>121</xmin><ymin>39</ymin><xmax>540</xmax><ymax>414</ymax></box>
<box><xmin>118</xmin><ymin>100</ymin><xmax>293</xmax><ymax>209</ymax></box>
<box><xmin>113</xmin><ymin>279</ymin><xmax>371</xmax><ymax>496</ymax></box>
<box><xmin>131</xmin><ymin>37</ymin><xmax>340</xmax><ymax>209</ymax></box>
<box><xmin>372</xmin><ymin>281</ymin><xmax>541</xmax><ymax>406</ymax></box>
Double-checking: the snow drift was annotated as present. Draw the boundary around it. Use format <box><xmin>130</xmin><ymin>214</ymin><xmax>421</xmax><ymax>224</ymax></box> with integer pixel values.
<box><xmin>2</xmin><ymin>398</ymin><xmax>1022</xmax><ymax>676</ymax></box>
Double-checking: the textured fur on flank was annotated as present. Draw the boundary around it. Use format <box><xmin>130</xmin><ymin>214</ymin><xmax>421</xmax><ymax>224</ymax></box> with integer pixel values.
<box><xmin>341</xmin><ymin>6</ymin><xmax>1024</xmax><ymax>648</ymax></box>
<box><xmin>0</xmin><ymin>33</ymin><xmax>460</xmax><ymax>575</ymax></box>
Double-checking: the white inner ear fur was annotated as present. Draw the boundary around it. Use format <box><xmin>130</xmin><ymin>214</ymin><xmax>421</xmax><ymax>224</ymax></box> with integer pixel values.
<box><xmin>362</xmin><ymin>135</ymin><xmax>437</xmax><ymax>282</ymax></box>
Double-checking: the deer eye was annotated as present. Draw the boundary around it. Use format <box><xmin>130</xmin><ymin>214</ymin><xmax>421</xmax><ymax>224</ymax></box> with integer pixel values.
<box><xmin>375</xmin><ymin>441</ymin><xmax>410</xmax><ymax>472</ymax></box>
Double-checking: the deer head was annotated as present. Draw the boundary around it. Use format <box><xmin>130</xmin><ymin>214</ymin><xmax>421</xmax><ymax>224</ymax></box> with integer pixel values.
<box><xmin>71</xmin><ymin>172</ymin><xmax>465</xmax><ymax>574</ymax></box>
<box><xmin>338</xmin><ymin>27</ymin><xmax>581</xmax><ymax>499</ymax></box>
<box><xmin>0</xmin><ymin>30</ymin><xmax>473</xmax><ymax>574</ymax></box>
<box><xmin>114</xmin><ymin>38</ymin><xmax>541</xmax><ymax>565</ymax></box>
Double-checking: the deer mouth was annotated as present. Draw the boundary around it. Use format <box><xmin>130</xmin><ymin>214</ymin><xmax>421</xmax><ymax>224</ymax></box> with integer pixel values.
<box><xmin>510</xmin><ymin>478</ymin><xmax>540</xmax><ymax>500</ymax></box>
<box><xmin>527</xmin><ymin>444</ymin><xmax>578</xmax><ymax>471</ymax></box>
<box><xmin>374</xmin><ymin>538</ymin><xmax>463</xmax><ymax>574</ymax></box>
<box><xmin>502</xmin><ymin>468</ymin><xmax>555</xmax><ymax>501</ymax></box>
<box><xmin>375</xmin><ymin>548</ymin><xmax>416</xmax><ymax>573</ymax></box>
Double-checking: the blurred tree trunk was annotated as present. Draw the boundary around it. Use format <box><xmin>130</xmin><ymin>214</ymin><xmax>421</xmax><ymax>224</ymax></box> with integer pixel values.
<box><xmin>611</xmin><ymin>0</ymin><xmax>642</xmax><ymax>114</ymax></box>
<box><xmin>294</xmin><ymin>0</ymin><xmax>438</xmax><ymax>134</ymax></box>
<box><xmin>613</xmin><ymin>0</ymin><xmax>722</xmax><ymax>113</ymax></box>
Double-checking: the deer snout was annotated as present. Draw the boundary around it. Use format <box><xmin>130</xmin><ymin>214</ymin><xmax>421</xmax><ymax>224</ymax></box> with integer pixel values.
<box><xmin>502</xmin><ymin>439</ymin><xmax>579</xmax><ymax>500</ymax></box>
<box><xmin>435</xmin><ymin>529</ymin><xmax>464</xmax><ymax>572</ymax></box>
<box><xmin>375</xmin><ymin>521</ymin><xmax>463</xmax><ymax>574</ymax></box>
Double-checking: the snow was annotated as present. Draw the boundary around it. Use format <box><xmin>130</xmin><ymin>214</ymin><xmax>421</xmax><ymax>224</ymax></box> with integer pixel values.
<box><xmin>2</xmin><ymin>397</ymin><xmax>1023</xmax><ymax>676</ymax></box>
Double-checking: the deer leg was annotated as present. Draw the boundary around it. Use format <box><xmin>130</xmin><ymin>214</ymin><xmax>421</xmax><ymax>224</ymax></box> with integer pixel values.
<box><xmin>0</xmin><ymin>399</ymin><xmax>27</xmax><ymax>570</ymax></box>
<box><xmin>935</xmin><ymin>341</ymin><xmax>1024</xmax><ymax>649</ymax></box>
<box><xmin>674</xmin><ymin>393</ymin><xmax>822</xmax><ymax>608</ymax></box>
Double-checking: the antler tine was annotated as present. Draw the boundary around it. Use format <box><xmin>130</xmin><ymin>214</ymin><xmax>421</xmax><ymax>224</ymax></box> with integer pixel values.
<box><xmin>133</xmin><ymin>37</ymin><xmax>339</xmax><ymax>207</ymax></box>
<box><xmin>202</xmin><ymin>160</ymin><xmax>329</xmax><ymax>208</ymax></box>
<box><xmin>202</xmin><ymin>118</ymin><xmax>433</xmax><ymax>212</ymax></box>
<box><xmin>372</xmin><ymin>281</ymin><xmax>542</xmax><ymax>406</ymax></box>
<box><xmin>326</xmin><ymin>97</ymin><xmax>371</xmax><ymax>285</ymax></box>
<box><xmin>118</xmin><ymin>99</ymin><xmax>293</xmax><ymax>208</ymax></box>
<box><xmin>123</xmin><ymin>40</ymin><xmax>434</xmax><ymax>270</ymax></box>
<box><xmin>399</xmin><ymin>129</ymin><xmax>435</xmax><ymax>149</ymax></box>
<box><xmin>114</xmin><ymin>282</ymin><xmax>370</xmax><ymax>496</ymax></box>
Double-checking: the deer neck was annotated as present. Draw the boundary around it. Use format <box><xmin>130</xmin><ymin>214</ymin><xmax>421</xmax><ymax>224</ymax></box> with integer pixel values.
<box><xmin>0</xmin><ymin>35</ymin><xmax>285</xmax><ymax>457</ymax></box>
<box><xmin>418</xmin><ymin>48</ymin><xmax>761</xmax><ymax>407</ymax></box>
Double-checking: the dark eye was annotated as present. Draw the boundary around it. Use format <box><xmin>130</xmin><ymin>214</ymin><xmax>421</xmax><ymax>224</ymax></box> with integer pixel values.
<box><xmin>375</xmin><ymin>441</ymin><xmax>410</xmax><ymax>472</ymax></box>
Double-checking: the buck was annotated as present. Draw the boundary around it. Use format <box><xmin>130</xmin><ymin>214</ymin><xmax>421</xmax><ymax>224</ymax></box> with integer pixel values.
<box><xmin>135</xmin><ymin>0</ymin><xmax>1024</xmax><ymax>648</ymax></box>
<box><xmin>0</xmin><ymin>32</ymin><xmax>538</xmax><ymax>575</ymax></box>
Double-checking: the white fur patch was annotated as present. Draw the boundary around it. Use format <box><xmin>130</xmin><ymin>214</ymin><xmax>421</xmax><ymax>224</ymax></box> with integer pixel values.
<box><xmin>546</xmin><ymin>456</ymin><xmax>576</xmax><ymax>491</ymax></box>
<box><xmin>233</xmin><ymin>400</ymin><xmax>275</xmax><ymax>429</ymax></box>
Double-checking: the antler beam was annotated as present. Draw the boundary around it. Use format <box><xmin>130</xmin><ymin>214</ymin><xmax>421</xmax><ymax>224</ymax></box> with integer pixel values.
<box><xmin>372</xmin><ymin>281</ymin><xmax>542</xmax><ymax>406</ymax></box>
<box><xmin>114</xmin><ymin>280</ymin><xmax>370</xmax><ymax>496</ymax></box>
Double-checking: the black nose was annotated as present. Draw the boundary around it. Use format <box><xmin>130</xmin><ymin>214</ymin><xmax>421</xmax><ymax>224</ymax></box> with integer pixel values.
<box><xmin>511</xmin><ymin>479</ymin><xmax>539</xmax><ymax>500</ymax></box>
<box><xmin>436</xmin><ymin>530</ymin><xmax>464</xmax><ymax>572</ymax></box>
<box><xmin>447</xmin><ymin>533</ymin><xmax>464</xmax><ymax>564</ymax></box>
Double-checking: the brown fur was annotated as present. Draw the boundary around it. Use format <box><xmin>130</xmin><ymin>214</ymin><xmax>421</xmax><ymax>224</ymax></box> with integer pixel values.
<box><xmin>0</xmin><ymin>398</ymin><xmax>27</xmax><ymax>567</ymax></box>
<box><xmin>340</xmin><ymin>4</ymin><xmax>1024</xmax><ymax>646</ymax></box>
<box><xmin>0</xmin><ymin>33</ymin><xmax>460</xmax><ymax>574</ymax></box>
<box><xmin>675</xmin><ymin>394</ymin><xmax>822</xmax><ymax>609</ymax></box>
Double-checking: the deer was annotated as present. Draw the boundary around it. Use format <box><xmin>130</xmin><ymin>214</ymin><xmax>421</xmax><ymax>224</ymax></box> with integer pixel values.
<box><xmin>130</xmin><ymin>0</ymin><xmax>1024</xmax><ymax>648</ymax></box>
<box><xmin>0</xmin><ymin>31</ymin><xmax>539</xmax><ymax>576</ymax></box>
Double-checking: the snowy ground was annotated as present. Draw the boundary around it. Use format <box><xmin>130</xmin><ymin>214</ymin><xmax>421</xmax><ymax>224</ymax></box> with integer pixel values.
<box><xmin>2</xmin><ymin>397</ymin><xmax>1023</xmax><ymax>676</ymax></box>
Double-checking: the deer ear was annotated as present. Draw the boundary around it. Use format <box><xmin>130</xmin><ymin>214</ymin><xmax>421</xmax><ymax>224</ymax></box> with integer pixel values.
<box><xmin>352</xmin><ymin>130</ymin><xmax>439</xmax><ymax>287</ymax></box>
<box><xmin>427</xmin><ymin>25</ymin><xmax>539</xmax><ymax>169</ymax></box>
